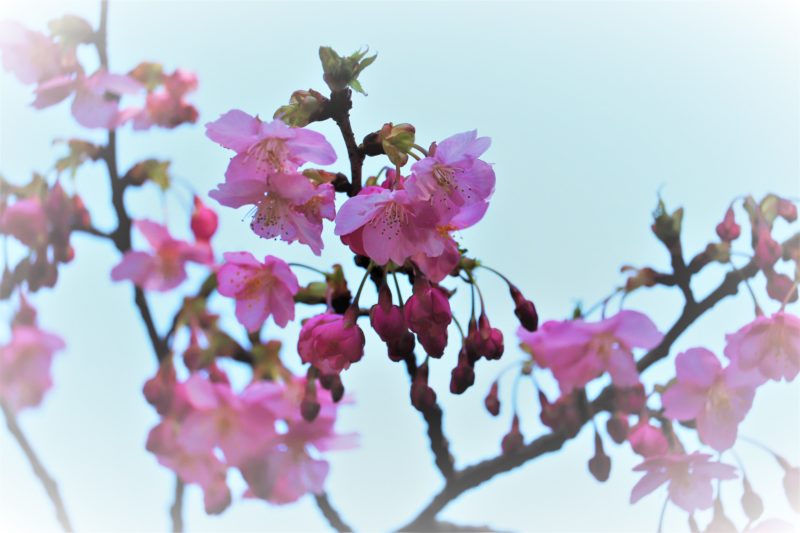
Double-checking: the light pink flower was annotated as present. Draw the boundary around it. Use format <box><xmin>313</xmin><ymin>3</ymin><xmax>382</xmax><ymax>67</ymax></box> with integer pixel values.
<box><xmin>210</xmin><ymin>171</ymin><xmax>334</xmax><ymax>255</ymax></box>
<box><xmin>628</xmin><ymin>418</ymin><xmax>668</xmax><ymax>458</ymax></box>
<box><xmin>405</xmin><ymin>130</ymin><xmax>495</xmax><ymax>228</ymax></box>
<box><xmin>0</xmin><ymin>198</ymin><xmax>48</xmax><ymax>247</ymax></box>
<box><xmin>334</xmin><ymin>185</ymin><xmax>444</xmax><ymax>265</ymax></box>
<box><xmin>0</xmin><ymin>21</ymin><xmax>71</xmax><ymax>85</ymax></box>
<box><xmin>0</xmin><ymin>325</ymin><xmax>65</xmax><ymax>412</ymax></box>
<box><xmin>239</xmin><ymin>377</ymin><xmax>357</xmax><ymax>504</ymax></box>
<box><xmin>176</xmin><ymin>374</ymin><xmax>276</xmax><ymax>466</ymax></box>
<box><xmin>724</xmin><ymin>312</ymin><xmax>800</xmax><ymax>383</ymax></box>
<box><xmin>662</xmin><ymin>348</ymin><xmax>758</xmax><ymax>451</ymax></box>
<box><xmin>630</xmin><ymin>452</ymin><xmax>736</xmax><ymax>512</ymax></box>
<box><xmin>206</xmin><ymin>110</ymin><xmax>336</xmax><ymax>176</ymax></box>
<box><xmin>132</xmin><ymin>69</ymin><xmax>199</xmax><ymax>130</ymax></box>
<box><xmin>297</xmin><ymin>313</ymin><xmax>365</xmax><ymax>375</ymax></box>
<box><xmin>413</xmin><ymin>234</ymin><xmax>460</xmax><ymax>283</ymax></box>
<box><xmin>146</xmin><ymin>419</ymin><xmax>232</xmax><ymax>514</ymax></box>
<box><xmin>518</xmin><ymin>310</ymin><xmax>663</xmax><ymax>393</ymax></box>
<box><xmin>71</xmin><ymin>69</ymin><xmax>143</xmax><ymax>129</ymax></box>
<box><xmin>110</xmin><ymin>220</ymin><xmax>213</xmax><ymax>292</ymax></box>
<box><xmin>217</xmin><ymin>251</ymin><xmax>299</xmax><ymax>332</ymax></box>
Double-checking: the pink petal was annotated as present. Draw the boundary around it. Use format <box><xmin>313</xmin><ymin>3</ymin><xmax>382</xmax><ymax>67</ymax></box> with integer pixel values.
<box><xmin>630</xmin><ymin>471</ymin><xmax>669</xmax><ymax>504</ymax></box>
<box><xmin>206</xmin><ymin>109</ymin><xmax>262</xmax><ymax>152</ymax></box>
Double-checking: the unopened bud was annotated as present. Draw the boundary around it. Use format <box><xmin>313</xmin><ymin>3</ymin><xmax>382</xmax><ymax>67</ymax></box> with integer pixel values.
<box><xmin>501</xmin><ymin>416</ymin><xmax>523</xmax><ymax>454</ymax></box>
<box><xmin>484</xmin><ymin>381</ymin><xmax>500</xmax><ymax>416</ymax></box>
<box><xmin>588</xmin><ymin>430</ymin><xmax>611</xmax><ymax>482</ymax></box>
<box><xmin>509</xmin><ymin>285</ymin><xmax>538</xmax><ymax>331</ymax></box>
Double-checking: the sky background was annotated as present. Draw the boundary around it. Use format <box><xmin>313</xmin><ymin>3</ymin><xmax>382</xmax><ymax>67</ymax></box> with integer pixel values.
<box><xmin>1</xmin><ymin>1</ymin><xmax>799</xmax><ymax>532</ymax></box>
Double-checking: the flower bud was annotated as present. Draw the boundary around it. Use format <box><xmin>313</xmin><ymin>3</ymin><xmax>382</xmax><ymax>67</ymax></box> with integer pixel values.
<box><xmin>755</xmin><ymin>228</ymin><xmax>782</xmax><ymax>271</ymax></box>
<box><xmin>410</xmin><ymin>362</ymin><xmax>437</xmax><ymax>412</ymax></box>
<box><xmin>370</xmin><ymin>283</ymin><xmax>407</xmax><ymax>342</ymax></box>
<box><xmin>501</xmin><ymin>416</ymin><xmax>523</xmax><ymax>454</ymax></box>
<box><xmin>191</xmin><ymin>195</ymin><xmax>218</xmax><ymax>242</ymax></box>
<box><xmin>777</xmin><ymin>198</ymin><xmax>798</xmax><ymax>223</ymax></box>
<box><xmin>706</xmin><ymin>499</ymin><xmax>736</xmax><ymax>533</ymax></box>
<box><xmin>378</xmin><ymin>122</ymin><xmax>416</xmax><ymax>167</ymax></box>
<box><xmin>484</xmin><ymin>381</ymin><xmax>500</xmax><ymax>416</ymax></box>
<box><xmin>766</xmin><ymin>270</ymin><xmax>798</xmax><ymax>304</ymax></box>
<box><xmin>301</xmin><ymin>378</ymin><xmax>321</xmax><ymax>422</ymax></box>
<box><xmin>12</xmin><ymin>293</ymin><xmax>37</xmax><ymax>327</ymax></box>
<box><xmin>606</xmin><ymin>412</ymin><xmax>629</xmax><ymax>444</ymax></box>
<box><xmin>405</xmin><ymin>279</ymin><xmax>451</xmax><ymax>358</ymax></box>
<box><xmin>449</xmin><ymin>348</ymin><xmax>475</xmax><ymax>394</ymax></box>
<box><xmin>274</xmin><ymin>89</ymin><xmax>327</xmax><ymax>127</ymax></box>
<box><xmin>509</xmin><ymin>285</ymin><xmax>538</xmax><ymax>332</ymax></box>
<box><xmin>588</xmin><ymin>430</ymin><xmax>611</xmax><ymax>482</ymax></box>
<box><xmin>319</xmin><ymin>373</ymin><xmax>345</xmax><ymax>403</ymax></box>
<box><xmin>387</xmin><ymin>331</ymin><xmax>415</xmax><ymax>362</ymax></box>
<box><xmin>741</xmin><ymin>478</ymin><xmax>763</xmax><ymax>522</ymax></box>
<box><xmin>318</xmin><ymin>46</ymin><xmax>376</xmax><ymax>94</ymax></box>
<box><xmin>716</xmin><ymin>207</ymin><xmax>741</xmax><ymax>242</ymax></box>
<box><xmin>477</xmin><ymin>312</ymin><xmax>504</xmax><ymax>360</ymax></box>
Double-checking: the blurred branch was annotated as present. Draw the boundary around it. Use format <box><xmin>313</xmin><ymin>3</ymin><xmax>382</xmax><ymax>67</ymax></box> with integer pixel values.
<box><xmin>1</xmin><ymin>400</ymin><xmax>74</xmax><ymax>532</ymax></box>
<box><xmin>314</xmin><ymin>492</ymin><xmax>353</xmax><ymax>532</ymax></box>
<box><xmin>170</xmin><ymin>478</ymin><xmax>185</xmax><ymax>533</ymax></box>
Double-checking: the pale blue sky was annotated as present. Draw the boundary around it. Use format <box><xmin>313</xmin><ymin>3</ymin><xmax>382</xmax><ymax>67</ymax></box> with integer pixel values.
<box><xmin>1</xmin><ymin>1</ymin><xmax>799</xmax><ymax>532</ymax></box>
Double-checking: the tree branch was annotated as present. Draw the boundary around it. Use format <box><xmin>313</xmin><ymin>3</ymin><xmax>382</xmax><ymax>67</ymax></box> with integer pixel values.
<box><xmin>1</xmin><ymin>400</ymin><xmax>74</xmax><ymax>532</ymax></box>
<box><xmin>314</xmin><ymin>492</ymin><xmax>353</xmax><ymax>532</ymax></box>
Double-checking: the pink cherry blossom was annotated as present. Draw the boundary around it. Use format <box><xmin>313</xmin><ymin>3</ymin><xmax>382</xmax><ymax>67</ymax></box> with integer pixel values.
<box><xmin>413</xmin><ymin>234</ymin><xmax>460</xmax><ymax>283</ymax></box>
<box><xmin>334</xmin><ymin>185</ymin><xmax>444</xmax><ymax>266</ymax></box>
<box><xmin>206</xmin><ymin>110</ymin><xmax>336</xmax><ymax>177</ymax></box>
<box><xmin>132</xmin><ymin>69</ymin><xmax>199</xmax><ymax>130</ymax></box>
<box><xmin>297</xmin><ymin>313</ymin><xmax>365</xmax><ymax>375</ymax></box>
<box><xmin>628</xmin><ymin>418</ymin><xmax>668</xmax><ymax>458</ymax></box>
<box><xmin>110</xmin><ymin>220</ymin><xmax>213</xmax><ymax>292</ymax></box>
<box><xmin>146</xmin><ymin>418</ymin><xmax>232</xmax><ymax>514</ymax></box>
<box><xmin>210</xmin><ymin>171</ymin><xmax>334</xmax><ymax>255</ymax></box>
<box><xmin>724</xmin><ymin>312</ymin><xmax>800</xmax><ymax>383</ymax></box>
<box><xmin>0</xmin><ymin>197</ymin><xmax>48</xmax><ymax>247</ymax></box>
<box><xmin>238</xmin><ymin>377</ymin><xmax>357</xmax><ymax>504</ymax></box>
<box><xmin>71</xmin><ymin>69</ymin><xmax>143</xmax><ymax>129</ymax></box>
<box><xmin>0</xmin><ymin>21</ymin><xmax>73</xmax><ymax>85</ymax></box>
<box><xmin>217</xmin><ymin>251</ymin><xmax>299</xmax><ymax>332</ymax></box>
<box><xmin>662</xmin><ymin>348</ymin><xmax>758</xmax><ymax>451</ymax></box>
<box><xmin>0</xmin><ymin>324</ymin><xmax>65</xmax><ymax>412</ymax></box>
<box><xmin>630</xmin><ymin>452</ymin><xmax>736</xmax><ymax>512</ymax></box>
<box><xmin>404</xmin><ymin>279</ymin><xmax>452</xmax><ymax>358</ymax></box>
<box><xmin>176</xmin><ymin>374</ymin><xmax>276</xmax><ymax>466</ymax></box>
<box><xmin>405</xmin><ymin>130</ymin><xmax>495</xmax><ymax>227</ymax></box>
<box><xmin>370</xmin><ymin>283</ymin><xmax>407</xmax><ymax>343</ymax></box>
<box><xmin>518</xmin><ymin>310</ymin><xmax>663</xmax><ymax>393</ymax></box>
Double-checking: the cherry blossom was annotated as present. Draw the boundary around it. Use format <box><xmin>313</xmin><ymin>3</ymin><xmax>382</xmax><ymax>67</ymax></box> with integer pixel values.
<box><xmin>111</xmin><ymin>220</ymin><xmax>213</xmax><ymax>291</ymax></box>
<box><xmin>630</xmin><ymin>452</ymin><xmax>736</xmax><ymax>512</ymax></box>
<box><xmin>217</xmin><ymin>251</ymin><xmax>299</xmax><ymax>332</ymax></box>
<box><xmin>298</xmin><ymin>313</ymin><xmax>365</xmax><ymax>375</ymax></box>
<box><xmin>724</xmin><ymin>312</ymin><xmax>800</xmax><ymax>383</ymax></box>
<box><xmin>0</xmin><ymin>323</ymin><xmax>65</xmax><ymax>412</ymax></box>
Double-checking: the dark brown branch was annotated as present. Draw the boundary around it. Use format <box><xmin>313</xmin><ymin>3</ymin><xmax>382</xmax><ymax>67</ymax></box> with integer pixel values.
<box><xmin>403</xmin><ymin>353</ymin><xmax>456</xmax><ymax>481</ymax></box>
<box><xmin>2</xmin><ymin>400</ymin><xmax>74</xmax><ymax>532</ymax></box>
<box><xmin>314</xmin><ymin>492</ymin><xmax>353</xmax><ymax>532</ymax></box>
<box><xmin>328</xmin><ymin>89</ymin><xmax>364</xmax><ymax>196</ymax></box>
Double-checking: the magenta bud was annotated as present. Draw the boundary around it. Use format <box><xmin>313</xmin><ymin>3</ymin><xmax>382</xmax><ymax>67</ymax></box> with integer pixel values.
<box><xmin>509</xmin><ymin>285</ymin><xmax>538</xmax><ymax>331</ymax></box>
<box><xmin>588</xmin><ymin>431</ymin><xmax>611</xmax><ymax>482</ymax></box>
<box><xmin>484</xmin><ymin>381</ymin><xmax>500</xmax><ymax>416</ymax></box>
<box><xmin>778</xmin><ymin>198</ymin><xmax>798</xmax><ymax>222</ymax></box>
<box><xmin>411</xmin><ymin>362</ymin><xmax>437</xmax><ymax>411</ymax></box>
<box><xmin>755</xmin><ymin>229</ymin><xmax>782</xmax><ymax>271</ymax></box>
<box><xmin>449</xmin><ymin>348</ymin><xmax>475</xmax><ymax>394</ymax></box>
<box><xmin>405</xmin><ymin>279</ymin><xmax>451</xmax><ymax>358</ymax></box>
<box><xmin>370</xmin><ymin>283</ymin><xmax>407</xmax><ymax>342</ymax></box>
<box><xmin>477</xmin><ymin>312</ymin><xmax>504</xmax><ymax>360</ymax></box>
<box><xmin>715</xmin><ymin>207</ymin><xmax>741</xmax><ymax>242</ymax></box>
<box><xmin>766</xmin><ymin>270</ymin><xmax>798</xmax><ymax>304</ymax></box>
<box><xmin>501</xmin><ymin>416</ymin><xmax>524</xmax><ymax>454</ymax></box>
<box><xmin>606</xmin><ymin>412</ymin><xmax>629</xmax><ymax>444</ymax></box>
<box><xmin>387</xmin><ymin>331</ymin><xmax>415</xmax><ymax>362</ymax></box>
<box><xmin>190</xmin><ymin>195</ymin><xmax>218</xmax><ymax>242</ymax></box>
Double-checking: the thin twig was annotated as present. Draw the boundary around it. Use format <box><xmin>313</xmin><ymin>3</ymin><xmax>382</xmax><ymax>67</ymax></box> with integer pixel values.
<box><xmin>170</xmin><ymin>478</ymin><xmax>185</xmax><ymax>533</ymax></box>
<box><xmin>1</xmin><ymin>400</ymin><xmax>74</xmax><ymax>532</ymax></box>
<box><xmin>314</xmin><ymin>492</ymin><xmax>353</xmax><ymax>532</ymax></box>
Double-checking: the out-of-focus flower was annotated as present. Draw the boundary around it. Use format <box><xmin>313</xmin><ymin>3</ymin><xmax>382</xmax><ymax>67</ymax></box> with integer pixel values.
<box><xmin>630</xmin><ymin>452</ymin><xmax>737</xmax><ymax>512</ymax></box>
<box><xmin>111</xmin><ymin>220</ymin><xmax>213</xmax><ymax>291</ymax></box>
<box><xmin>724</xmin><ymin>312</ymin><xmax>800</xmax><ymax>383</ymax></box>
<box><xmin>404</xmin><ymin>279</ymin><xmax>452</xmax><ymax>358</ymax></box>
<box><xmin>297</xmin><ymin>313</ymin><xmax>365</xmax><ymax>375</ymax></box>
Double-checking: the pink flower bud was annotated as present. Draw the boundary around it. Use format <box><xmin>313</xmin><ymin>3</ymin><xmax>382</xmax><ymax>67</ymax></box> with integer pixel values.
<box><xmin>450</xmin><ymin>348</ymin><xmax>475</xmax><ymax>394</ymax></box>
<box><xmin>477</xmin><ymin>312</ymin><xmax>504</xmax><ymax>360</ymax></box>
<box><xmin>588</xmin><ymin>430</ymin><xmax>611</xmax><ymax>482</ymax></box>
<box><xmin>142</xmin><ymin>361</ymin><xmax>177</xmax><ymax>416</ymax></box>
<box><xmin>755</xmin><ymin>228</ymin><xmax>782</xmax><ymax>270</ymax></box>
<box><xmin>766</xmin><ymin>270</ymin><xmax>798</xmax><ymax>304</ymax></box>
<box><xmin>715</xmin><ymin>207</ymin><xmax>741</xmax><ymax>242</ymax></box>
<box><xmin>191</xmin><ymin>195</ymin><xmax>219</xmax><ymax>242</ymax></box>
<box><xmin>628</xmin><ymin>418</ymin><xmax>668</xmax><ymax>458</ymax></box>
<box><xmin>501</xmin><ymin>416</ymin><xmax>524</xmax><ymax>454</ymax></box>
<box><xmin>777</xmin><ymin>198</ymin><xmax>798</xmax><ymax>223</ymax></box>
<box><xmin>405</xmin><ymin>279</ymin><xmax>451</xmax><ymax>357</ymax></box>
<box><xmin>0</xmin><ymin>198</ymin><xmax>48</xmax><ymax>248</ymax></box>
<box><xmin>539</xmin><ymin>390</ymin><xmax>583</xmax><ymax>438</ymax></box>
<box><xmin>509</xmin><ymin>285</ymin><xmax>538</xmax><ymax>332</ymax></box>
<box><xmin>298</xmin><ymin>312</ymin><xmax>365</xmax><ymax>375</ymax></box>
<box><xmin>370</xmin><ymin>283</ymin><xmax>407</xmax><ymax>342</ymax></box>
<box><xmin>410</xmin><ymin>362</ymin><xmax>437</xmax><ymax>412</ymax></box>
<box><xmin>484</xmin><ymin>381</ymin><xmax>500</xmax><ymax>416</ymax></box>
<box><xmin>387</xmin><ymin>331</ymin><xmax>415</xmax><ymax>362</ymax></box>
<box><xmin>612</xmin><ymin>384</ymin><xmax>647</xmax><ymax>414</ymax></box>
<box><xmin>606</xmin><ymin>412</ymin><xmax>629</xmax><ymax>444</ymax></box>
